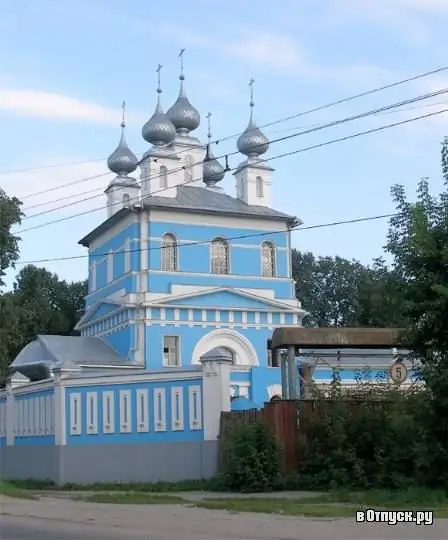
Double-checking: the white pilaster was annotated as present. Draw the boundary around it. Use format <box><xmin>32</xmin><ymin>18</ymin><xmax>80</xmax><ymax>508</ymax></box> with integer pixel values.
<box><xmin>54</xmin><ymin>370</ymin><xmax>66</xmax><ymax>446</ymax></box>
<box><xmin>6</xmin><ymin>381</ymin><xmax>14</xmax><ymax>446</ymax></box>
<box><xmin>200</xmin><ymin>348</ymin><xmax>233</xmax><ymax>441</ymax></box>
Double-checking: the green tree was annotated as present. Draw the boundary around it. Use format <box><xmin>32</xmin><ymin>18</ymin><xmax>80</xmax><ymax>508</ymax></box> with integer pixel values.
<box><xmin>292</xmin><ymin>250</ymin><xmax>406</xmax><ymax>328</ymax></box>
<box><xmin>0</xmin><ymin>188</ymin><xmax>22</xmax><ymax>289</ymax></box>
<box><xmin>384</xmin><ymin>138</ymin><xmax>448</xmax><ymax>485</ymax></box>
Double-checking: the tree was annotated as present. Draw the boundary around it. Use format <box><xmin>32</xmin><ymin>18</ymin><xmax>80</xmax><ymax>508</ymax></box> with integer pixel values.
<box><xmin>384</xmin><ymin>138</ymin><xmax>448</xmax><ymax>485</ymax></box>
<box><xmin>0</xmin><ymin>266</ymin><xmax>87</xmax><ymax>382</ymax></box>
<box><xmin>0</xmin><ymin>188</ymin><xmax>22</xmax><ymax>289</ymax></box>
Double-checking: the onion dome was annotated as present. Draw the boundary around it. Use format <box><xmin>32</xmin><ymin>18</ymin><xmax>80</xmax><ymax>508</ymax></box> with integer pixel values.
<box><xmin>203</xmin><ymin>112</ymin><xmax>225</xmax><ymax>186</ymax></box>
<box><xmin>166</xmin><ymin>49</ymin><xmax>200</xmax><ymax>135</ymax></box>
<box><xmin>237</xmin><ymin>78</ymin><xmax>269</xmax><ymax>158</ymax></box>
<box><xmin>142</xmin><ymin>64</ymin><xmax>176</xmax><ymax>146</ymax></box>
<box><xmin>107</xmin><ymin>101</ymin><xmax>139</xmax><ymax>176</ymax></box>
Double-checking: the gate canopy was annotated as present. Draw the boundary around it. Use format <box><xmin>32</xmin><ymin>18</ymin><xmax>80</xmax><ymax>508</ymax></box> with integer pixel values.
<box><xmin>271</xmin><ymin>327</ymin><xmax>405</xmax><ymax>350</ymax></box>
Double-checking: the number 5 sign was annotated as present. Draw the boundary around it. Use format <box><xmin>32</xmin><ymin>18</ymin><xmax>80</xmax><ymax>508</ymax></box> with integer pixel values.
<box><xmin>389</xmin><ymin>362</ymin><xmax>408</xmax><ymax>384</ymax></box>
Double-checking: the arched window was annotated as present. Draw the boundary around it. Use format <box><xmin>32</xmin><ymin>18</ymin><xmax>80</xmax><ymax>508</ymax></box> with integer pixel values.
<box><xmin>122</xmin><ymin>193</ymin><xmax>130</xmax><ymax>207</ymax></box>
<box><xmin>184</xmin><ymin>155</ymin><xmax>193</xmax><ymax>183</ymax></box>
<box><xmin>261</xmin><ymin>241</ymin><xmax>276</xmax><ymax>277</ymax></box>
<box><xmin>211</xmin><ymin>237</ymin><xmax>229</xmax><ymax>274</ymax></box>
<box><xmin>160</xmin><ymin>165</ymin><xmax>168</xmax><ymax>189</ymax></box>
<box><xmin>161</xmin><ymin>233</ymin><xmax>178</xmax><ymax>271</ymax></box>
<box><xmin>256</xmin><ymin>176</ymin><xmax>264</xmax><ymax>197</ymax></box>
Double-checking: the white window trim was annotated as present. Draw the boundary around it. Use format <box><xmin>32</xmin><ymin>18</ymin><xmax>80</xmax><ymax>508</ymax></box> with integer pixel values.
<box><xmin>119</xmin><ymin>390</ymin><xmax>132</xmax><ymax>433</ymax></box>
<box><xmin>261</xmin><ymin>241</ymin><xmax>276</xmax><ymax>277</ymax></box>
<box><xmin>210</xmin><ymin>237</ymin><xmax>230</xmax><ymax>275</ymax></box>
<box><xmin>163</xmin><ymin>335</ymin><xmax>181</xmax><ymax>367</ymax></box>
<box><xmin>256</xmin><ymin>175</ymin><xmax>264</xmax><ymax>198</ymax></box>
<box><xmin>70</xmin><ymin>393</ymin><xmax>81</xmax><ymax>436</ymax></box>
<box><xmin>161</xmin><ymin>233</ymin><xmax>178</xmax><ymax>272</ymax></box>
<box><xmin>102</xmin><ymin>391</ymin><xmax>115</xmax><ymax>434</ymax></box>
<box><xmin>86</xmin><ymin>392</ymin><xmax>98</xmax><ymax>435</ymax></box>
<box><xmin>137</xmin><ymin>389</ymin><xmax>149</xmax><ymax>432</ymax></box>
<box><xmin>188</xmin><ymin>385</ymin><xmax>202</xmax><ymax>430</ymax></box>
<box><xmin>154</xmin><ymin>388</ymin><xmax>167</xmax><ymax>432</ymax></box>
<box><xmin>171</xmin><ymin>387</ymin><xmax>184</xmax><ymax>431</ymax></box>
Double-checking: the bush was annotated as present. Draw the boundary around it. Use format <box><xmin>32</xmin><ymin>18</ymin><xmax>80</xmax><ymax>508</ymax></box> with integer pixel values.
<box><xmin>296</xmin><ymin>383</ymin><xmax>432</xmax><ymax>490</ymax></box>
<box><xmin>218</xmin><ymin>420</ymin><xmax>282</xmax><ymax>493</ymax></box>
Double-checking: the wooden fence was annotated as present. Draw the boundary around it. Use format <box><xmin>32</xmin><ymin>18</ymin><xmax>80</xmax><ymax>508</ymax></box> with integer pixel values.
<box><xmin>219</xmin><ymin>399</ymin><xmax>391</xmax><ymax>473</ymax></box>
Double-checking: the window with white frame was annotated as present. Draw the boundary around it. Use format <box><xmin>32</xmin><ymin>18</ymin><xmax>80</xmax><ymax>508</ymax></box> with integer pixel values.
<box><xmin>256</xmin><ymin>176</ymin><xmax>264</xmax><ymax>197</ymax></box>
<box><xmin>261</xmin><ymin>241</ymin><xmax>276</xmax><ymax>277</ymax></box>
<box><xmin>161</xmin><ymin>233</ymin><xmax>177</xmax><ymax>271</ymax></box>
<box><xmin>160</xmin><ymin>165</ymin><xmax>168</xmax><ymax>189</ymax></box>
<box><xmin>184</xmin><ymin>155</ymin><xmax>193</xmax><ymax>183</ymax></box>
<box><xmin>70</xmin><ymin>393</ymin><xmax>81</xmax><ymax>435</ymax></box>
<box><xmin>211</xmin><ymin>237</ymin><xmax>229</xmax><ymax>274</ymax></box>
<box><xmin>163</xmin><ymin>336</ymin><xmax>180</xmax><ymax>366</ymax></box>
<box><xmin>119</xmin><ymin>390</ymin><xmax>131</xmax><ymax>433</ymax></box>
<box><xmin>136</xmin><ymin>389</ymin><xmax>149</xmax><ymax>432</ymax></box>
<box><xmin>122</xmin><ymin>193</ymin><xmax>131</xmax><ymax>207</ymax></box>
<box><xmin>86</xmin><ymin>392</ymin><xmax>98</xmax><ymax>434</ymax></box>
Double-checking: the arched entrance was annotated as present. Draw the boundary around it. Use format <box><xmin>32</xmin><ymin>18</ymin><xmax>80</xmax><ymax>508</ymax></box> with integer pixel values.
<box><xmin>191</xmin><ymin>329</ymin><xmax>259</xmax><ymax>366</ymax></box>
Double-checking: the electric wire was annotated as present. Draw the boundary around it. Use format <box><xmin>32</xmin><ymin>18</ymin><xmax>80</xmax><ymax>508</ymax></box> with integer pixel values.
<box><xmin>21</xmin><ymin>98</ymin><xmax>448</xmax><ymax>214</ymax></box>
<box><xmin>19</xmin><ymin>88</ymin><xmax>448</xmax><ymax>224</ymax></box>
<box><xmin>6</xmin><ymin>63</ymin><xmax>448</xmax><ymax>200</ymax></box>
<box><xmin>14</xmin><ymin>104</ymin><xmax>448</xmax><ymax>264</ymax></box>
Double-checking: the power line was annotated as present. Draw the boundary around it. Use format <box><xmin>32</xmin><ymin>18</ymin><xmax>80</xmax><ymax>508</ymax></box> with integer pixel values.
<box><xmin>16</xmin><ymin>211</ymin><xmax>397</xmax><ymax>266</ymax></box>
<box><xmin>6</xmin><ymin>63</ymin><xmax>448</xmax><ymax>198</ymax></box>
<box><xmin>21</xmin><ymin>99</ymin><xmax>448</xmax><ymax>214</ymax></box>
<box><xmin>14</xmin><ymin>104</ymin><xmax>448</xmax><ymax>258</ymax></box>
<box><xmin>19</xmin><ymin>88</ymin><xmax>448</xmax><ymax>224</ymax></box>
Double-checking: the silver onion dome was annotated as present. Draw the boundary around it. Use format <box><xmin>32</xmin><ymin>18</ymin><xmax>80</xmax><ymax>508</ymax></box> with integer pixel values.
<box><xmin>142</xmin><ymin>65</ymin><xmax>176</xmax><ymax>146</ymax></box>
<box><xmin>107</xmin><ymin>102</ymin><xmax>139</xmax><ymax>176</ymax></box>
<box><xmin>167</xmin><ymin>49</ymin><xmax>200</xmax><ymax>134</ymax></box>
<box><xmin>237</xmin><ymin>78</ymin><xmax>269</xmax><ymax>158</ymax></box>
<box><xmin>203</xmin><ymin>112</ymin><xmax>225</xmax><ymax>186</ymax></box>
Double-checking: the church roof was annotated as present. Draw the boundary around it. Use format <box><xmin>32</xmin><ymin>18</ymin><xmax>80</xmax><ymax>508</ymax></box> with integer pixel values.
<box><xmin>79</xmin><ymin>185</ymin><xmax>297</xmax><ymax>247</ymax></box>
<box><xmin>10</xmin><ymin>335</ymin><xmax>129</xmax><ymax>381</ymax></box>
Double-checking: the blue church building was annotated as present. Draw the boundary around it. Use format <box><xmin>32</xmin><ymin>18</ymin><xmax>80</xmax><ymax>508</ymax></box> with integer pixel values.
<box><xmin>0</xmin><ymin>58</ymin><xmax>305</xmax><ymax>484</ymax></box>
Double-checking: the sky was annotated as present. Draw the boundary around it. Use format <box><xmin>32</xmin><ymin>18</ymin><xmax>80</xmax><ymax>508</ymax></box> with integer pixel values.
<box><xmin>1</xmin><ymin>0</ymin><xmax>448</xmax><ymax>288</ymax></box>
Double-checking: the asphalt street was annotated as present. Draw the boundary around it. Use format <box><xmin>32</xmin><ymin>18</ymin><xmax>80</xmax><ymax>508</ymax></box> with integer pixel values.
<box><xmin>1</xmin><ymin>495</ymin><xmax>447</xmax><ymax>540</ymax></box>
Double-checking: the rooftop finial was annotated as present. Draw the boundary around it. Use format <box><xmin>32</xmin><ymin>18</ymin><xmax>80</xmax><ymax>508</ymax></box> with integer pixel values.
<box><xmin>206</xmin><ymin>111</ymin><xmax>212</xmax><ymax>142</ymax></box>
<box><xmin>121</xmin><ymin>100</ymin><xmax>126</xmax><ymax>128</ymax></box>
<box><xmin>156</xmin><ymin>64</ymin><xmax>162</xmax><ymax>94</ymax></box>
<box><xmin>179</xmin><ymin>48</ymin><xmax>185</xmax><ymax>81</ymax></box>
<box><xmin>249</xmin><ymin>78</ymin><xmax>255</xmax><ymax>108</ymax></box>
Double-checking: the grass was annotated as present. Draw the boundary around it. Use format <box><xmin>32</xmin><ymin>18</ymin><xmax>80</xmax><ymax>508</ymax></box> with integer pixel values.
<box><xmin>297</xmin><ymin>487</ymin><xmax>448</xmax><ymax>508</ymax></box>
<box><xmin>8</xmin><ymin>478</ymin><xmax>209</xmax><ymax>493</ymax></box>
<box><xmin>195</xmin><ymin>498</ymin><xmax>357</xmax><ymax>518</ymax></box>
<box><xmin>81</xmin><ymin>492</ymin><xmax>187</xmax><ymax>505</ymax></box>
<box><xmin>195</xmin><ymin>497</ymin><xmax>448</xmax><ymax>518</ymax></box>
<box><xmin>0</xmin><ymin>481</ymin><xmax>37</xmax><ymax>500</ymax></box>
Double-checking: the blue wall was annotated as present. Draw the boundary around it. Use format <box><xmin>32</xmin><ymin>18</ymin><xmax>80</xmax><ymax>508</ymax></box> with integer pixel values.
<box><xmin>145</xmin><ymin>323</ymin><xmax>273</xmax><ymax>369</ymax></box>
<box><xmin>65</xmin><ymin>378</ymin><xmax>203</xmax><ymax>445</ymax></box>
<box><xmin>13</xmin><ymin>388</ymin><xmax>55</xmax><ymax>446</ymax></box>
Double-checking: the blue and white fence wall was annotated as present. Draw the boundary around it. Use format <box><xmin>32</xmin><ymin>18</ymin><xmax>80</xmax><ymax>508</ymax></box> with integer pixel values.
<box><xmin>0</xmin><ymin>353</ymin><xmax>232</xmax><ymax>484</ymax></box>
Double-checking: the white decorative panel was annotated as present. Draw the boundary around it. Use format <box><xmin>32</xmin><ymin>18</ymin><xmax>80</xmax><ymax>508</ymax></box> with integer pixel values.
<box><xmin>86</xmin><ymin>392</ymin><xmax>98</xmax><ymax>435</ymax></box>
<box><xmin>39</xmin><ymin>396</ymin><xmax>45</xmax><ymax>435</ymax></box>
<box><xmin>33</xmin><ymin>398</ymin><xmax>39</xmax><ymax>436</ymax></box>
<box><xmin>119</xmin><ymin>390</ymin><xmax>132</xmax><ymax>433</ymax></box>
<box><xmin>188</xmin><ymin>385</ymin><xmax>202</xmax><ymax>430</ymax></box>
<box><xmin>0</xmin><ymin>402</ymin><xmax>5</xmax><ymax>437</ymax></box>
<box><xmin>124</xmin><ymin>239</ymin><xmax>131</xmax><ymax>273</ymax></box>
<box><xmin>24</xmin><ymin>399</ymin><xmax>30</xmax><ymax>435</ymax></box>
<box><xmin>153</xmin><ymin>388</ymin><xmax>166</xmax><ymax>432</ymax></box>
<box><xmin>70</xmin><ymin>393</ymin><xmax>82</xmax><ymax>435</ymax></box>
<box><xmin>171</xmin><ymin>387</ymin><xmax>184</xmax><ymax>431</ymax></box>
<box><xmin>136</xmin><ymin>389</ymin><xmax>149</xmax><ymax>432</ymax></box>
<box><xmin>102</xmin><ymin>391</ymin><xmax>115</xmax><ymax>434</ymax></box>
<box><xmin>18</xmin><ymin>400</ymin><xmax>24</xmax><ymax>436</ymax></box>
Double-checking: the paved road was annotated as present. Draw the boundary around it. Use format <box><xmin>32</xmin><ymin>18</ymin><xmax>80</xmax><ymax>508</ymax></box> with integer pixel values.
<box><xmin>1</xmin><ymin>495</ymin><xmax>447</xmax><ymax>539</ymax></box>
